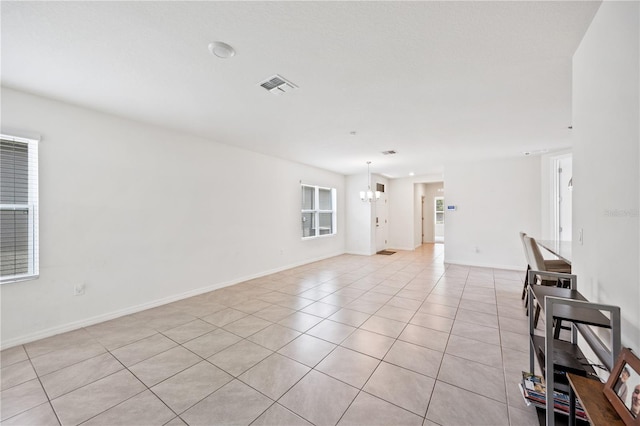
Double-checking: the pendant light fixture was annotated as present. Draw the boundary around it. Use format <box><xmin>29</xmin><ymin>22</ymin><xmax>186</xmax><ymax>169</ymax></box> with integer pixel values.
<box><xmin>360</xmin><ymin>161</ymin><xmax>381</xmax><ymax>202</ymax></box>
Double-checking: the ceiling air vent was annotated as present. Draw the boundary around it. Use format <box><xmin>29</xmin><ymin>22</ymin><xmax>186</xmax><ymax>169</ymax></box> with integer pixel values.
<box><xmin>381</xmin><ymin>150</ymin><xmax>397</xmax><ymax>155</ymax></box>
<box><xmin>259</xmin><ymin>74</ymin><xmax>298</xmax><ymax>94</ymax></box>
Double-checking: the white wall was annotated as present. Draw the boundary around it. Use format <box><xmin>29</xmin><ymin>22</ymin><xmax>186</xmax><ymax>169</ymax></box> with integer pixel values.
<box><xmin>444</xmin><ymin>157</ymin><xmax>542</xmax><ymax>270</ymax></box>
<box><xmin>572</xmin><ymin>1</ymin><xmax>640</xmax><ymax>350</ymax></box>
<box><xmin>345</xmin><ymin>173</ymin><xmax>374</xmax><ymax>255</ymax></box>
<box><xmin>0</xmin><ymin>88</ymin><xmax>346</xmax><ymax>347</ymax></box>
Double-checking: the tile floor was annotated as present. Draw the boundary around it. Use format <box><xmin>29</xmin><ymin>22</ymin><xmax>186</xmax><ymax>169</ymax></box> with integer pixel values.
<box><xmin>0</xmin><ymin>244</ymin><xmax>542</xmax><ymax>425</ymax></box>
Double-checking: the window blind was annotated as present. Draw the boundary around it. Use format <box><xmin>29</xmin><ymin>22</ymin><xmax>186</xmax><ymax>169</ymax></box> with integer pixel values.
<box><xmin>0</xmin><ymin>136</ymin><xmax>39</xmax><ymax>283</ymax></box>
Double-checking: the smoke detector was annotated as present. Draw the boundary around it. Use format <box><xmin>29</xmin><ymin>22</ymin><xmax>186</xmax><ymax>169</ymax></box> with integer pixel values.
<box><xmin>258</xmin><ymin>74</ymin><xmax>298</xmax><ymax>94</ymax></box>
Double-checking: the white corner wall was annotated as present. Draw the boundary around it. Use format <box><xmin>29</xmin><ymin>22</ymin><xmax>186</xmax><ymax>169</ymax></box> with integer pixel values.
<box><xmin>388</xmin><ymin>174</ymin><xmax>444</xmax><ymax>251</ymax></box>
<box><xmin>345</xmin><ymin>173</ymin><xmax>374</xmax><ymax>255</ymax></box>
<box><xmin>572</xmin><ymin>1</ymin><xmax>640</xmax><ymax>350</ymax></box>
<box><xmin>0</xmin><ymin>88</ymin><xmax>346</xmax><ymax>347</ymax></box>
<box><xmin>443</xmin><ymin>157</ymin><xmax>542</xmax><ymax>270</ymax></box>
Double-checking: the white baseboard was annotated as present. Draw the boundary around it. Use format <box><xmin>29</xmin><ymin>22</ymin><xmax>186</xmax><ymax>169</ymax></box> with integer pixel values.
<box><xmin>0</xmin><ymin>251</ymin><xmax>345</xmax><ymax>350</ymax></box>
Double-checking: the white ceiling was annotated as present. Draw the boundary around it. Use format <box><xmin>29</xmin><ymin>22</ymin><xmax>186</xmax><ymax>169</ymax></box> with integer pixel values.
<box><xmin>1</xmin><ymin>1</ymin><xmax>600</xmax><ymax>178</ymax></box>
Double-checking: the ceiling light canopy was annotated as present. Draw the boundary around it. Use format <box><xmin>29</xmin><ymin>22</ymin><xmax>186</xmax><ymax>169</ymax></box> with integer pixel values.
<box><xmin>208</xmin><ymin>41</ymin><xmax>235</xmax><ymax>59</ymax></box>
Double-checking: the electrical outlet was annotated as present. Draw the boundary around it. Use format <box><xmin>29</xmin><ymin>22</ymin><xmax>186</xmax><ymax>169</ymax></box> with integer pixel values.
<box><xmin>74</xmin><ymin>283</ymin><xmax>85</xmax><ymax>296</ymax></box>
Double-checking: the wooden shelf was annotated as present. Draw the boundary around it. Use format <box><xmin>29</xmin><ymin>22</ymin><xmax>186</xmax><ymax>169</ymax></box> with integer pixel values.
<box><xmin>567</xmin><ymin>373</ymin><xmax>624</xmax><ymax>426</ymax></box>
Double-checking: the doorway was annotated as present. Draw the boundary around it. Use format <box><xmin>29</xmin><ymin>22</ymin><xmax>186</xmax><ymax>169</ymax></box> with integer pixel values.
<box><xmin>553</xmin><ymin>154</ymin><xmax>572</xmax><ymax>241</ymax></box>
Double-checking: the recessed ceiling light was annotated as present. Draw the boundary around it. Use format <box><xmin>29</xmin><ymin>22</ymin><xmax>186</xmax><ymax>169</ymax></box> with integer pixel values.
<box><xmin>409</xmin><ymin>172</ymin><xmax>415</xmax><ymax>176</ymax></box>
<box><xmin>208</xmin><ymin>41</ymin><xmax>235</xmax><ymax>59</ymax></box>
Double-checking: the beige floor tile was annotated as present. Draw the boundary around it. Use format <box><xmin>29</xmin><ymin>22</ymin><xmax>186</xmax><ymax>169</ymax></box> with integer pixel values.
<box><xmin>201</xmin><ymin>308</ymin><xmax>248</xmax><ymax>326</ymax></box>
<box><xmin>40</xmin><ymin>352</ymin><xmax>123</xmax><ymax>399</ymax></box>
<box><xmin>319</xmin><ymin>294</ymin><xmax>356</xmax><ymax>307</ymax></box>
<box><xmin>508</xmin><ymin>405</ymin><xmax>540</xmax><ymax>426</ymax></box>
<box><xmin>359</xmin><ymin>292</ymin><xmax>392</xmax><ymax>304</ymax></box>
<box><xmin>425</xmin><ymin>294</ymin><xmax>460</xmax><ymax>308</ymax></box>
<box><xmin>360</xmin><ymin>315</ymin><xmax>406</xmax><ymax>338</ymax></box>
<box><xmin>82</xmin><ymin>390</ymin><xmax>175</xmax><ymax>426</ymax></box>
<box><xmin>182</xmin><ymin>328</ymin><xmax>242</xmax><ymax>358</ymax></box>
<box><xmin>88</xmin><ymin>324</ymin><xmax>158</xmax><ymax>351</ymax></box>
<box><xmin>50</xmin><ymin>370</ymin><xmax>145</xmax><ymax>425</ymax></box>
<box><xmin>0</xmin><ymin>379</ymin><xmax>48</xmax><ymax>421</ymax></box>
<box><xmin>253</xmin><ymin>304</ymin><xmax>297</xmax><ymax>322</ymax></box>
<box><xmin>455</xmin><ymin>308</ymin><xmax>499</xmax><ymax>329</ymax></box>
<box><xmin>498</xmin><ymin>316</ymin><xmax>530</xmax><ymax>335</ymax></box>
<box><xmin>306</xmin><ymin>320</ymin><xmax>356</xmax><ymax>344</ymax></box>
<box><xmin>0</xmin><ymin>346</ymin><xmax>28</xmax><ymax>368</ymax></box>
<box><xmin>375</xmin><ymin>305</ymin><xmax>415</xmax><ymax>322</ymax></box>
<box><xmin>239</xmin><ymin>353</ymin><xmax>310</xmax><ymax>399</ymax></box>
<box><xmin>500</xmin><ymin>330</ymin><xmax>530</xmax><ymax>353</ymax></box>
<box><xmin>252</xmin><ymin>403</ymin><xmax>313</xmax><ymax>426</ymax></box>
<box><xmin>129</xmin><ymin>346</ymin><xmax>201</xmax><ymax>387</ymax></box>
<box><xmin>398</xmin><ymin>324</ymin><xmax>450</xmax><ymax>352</ymax></box>
<box><xmin>1</xmin><ymin>402</ymin><xmax>58</xmax><ymax>426</ymax></box>
<box><xmin>345</xmin><ymin>299</ymin><xmax>385</xmax><ymax>315</ymax></box>
<box><xmin>162</xmin><ymin>319</ymin><xmax>216</xmax><ymax>344</ymax></box>
<box><xmin>278</xmin><ymin>312</ymin><xmax>324</xmax><ymax>332</ymax></box>
<box><xmin>340</xmin><ymin>329</ymin><xmax>395</xmax><ymax>359</ymax></box>
<box><xmin>327</xmin><ymin>308</ymin><xmax>371</xmax><ymax>327</ymax></box>
<box><xmin>164</xmin><ymin>417</ymin><xmax>188</xmax><ymax>426</ymax></box>
<box><xmin>142</xmin><ymin>311</ymin><xmax>198</xmax><ymax>332</ymax></box>
<box><xmin>222</xmin><ymin>315</ymin><xmax>272</xmax><ymax>338</ymax></box>
<box><xmin>385</xmin><ymin>296</ymin><xmax>422</xmax><ymax>311</ymax></box>
<box><xmin>458</xmin><ymin>299</ymin><xmax>498</xmax><ymax>315</ymax></box>
<box><xmin>316</xmin><ymin>346</ymin><xmax>379</xmax><ymax>388</ymax></box>
<box><xmin>30</xmin><ymin>340</ymin><xmax>107</xmax><ymax>376</ymax></box>
<box><xmin>363</xmin><ymin>362</ymin><xmax>435</xmax><ymax>416</ymax></box>
<box><xmin>437</xmin><ymin>354</ymin><xmax>506</xmax><ymax>403</ymax></box>
<box><xmin>24</xmin><ymin>329</ymin><xmax>96</xmax><ymax>359</ymax></box>
<box><xmin>151</xmin><ymin>360</ymin><xmax>232</xmax><ymax>413</ymax></box>
<box><xmin>280</xmin><ymin>370</ymin><xmax>358</xmax><ymax>426</ymax></box>
<box><xmin>300</xmin><ymin>302</ymin><xmax>342</xmax><ymax>318</ymax></box>
<box><xmin>232</xmin><ymin>299</ymin><xmax>273</xmax><ymax>314</ymax></box>
<box><xmin>111</xmin><ymin>333</ymin><xmax>177</xmax><ymax>367</ymax></box>
<box><xmin>426</xmin><ymin>380</ymin><xmax>509</xmax><ymax>426</ymax></box>
<box><xmin>384</xmin><ymin>340</ymin><xmax>443</xmax><ymax>378</ymax></box>
<box><xmin>278</xmin><ymin>334</ymin><xmax>336</xmax><ymax>367</ymax></box>
<box><xmin>247</xmin><ymin>324</ymin><xmax>301</xmax><ymax>351</ymax></box>
<box><xmin>451</xmin><ymin>320</ymin><xmax>501</xmax><ymax>346</ymax></box>
<box><xmin>208</xmin><ymin>339</ymin><xmax>272</xmax><ymax>376</ymax></box>
<box><xmin>181</xmin><ymin>379</ymin><xmax>273</xmax><ymax>426</ymax></box>
<box><xmin>410</xmin><ymin>312</ymin><xmax>454</xmax><ymax>333</ymax></box>
<box><xmin>418</xmin><ymin>302</ymin><xmax>458</xmax><ymax>319</ymax></box>
<box><xmin>338</xmin><ymin>391</ymin><xmax>423</xmax><ymax>426</ymax></box>
<box><xmin>1</xmin><ymin>359</ymin><xmax>37</xmax><ymax>391</ymax></box>
<box><xmin>445</xmin><ymin>335</ymin><xmax>503</xmax><ymax>367</ymax></box>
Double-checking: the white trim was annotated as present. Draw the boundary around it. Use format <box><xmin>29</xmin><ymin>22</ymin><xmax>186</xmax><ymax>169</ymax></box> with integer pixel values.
<box><xmin>0</xmin><ymin>251</ymin><xmax>345</xmax><ymax>350</ymax></box>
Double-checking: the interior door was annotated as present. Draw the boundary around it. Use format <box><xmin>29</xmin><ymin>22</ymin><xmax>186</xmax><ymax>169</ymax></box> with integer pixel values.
<box><xmin>375</xmin><ymin>183</ymin><xmax>388</xmax><ymax>252</ymax></box>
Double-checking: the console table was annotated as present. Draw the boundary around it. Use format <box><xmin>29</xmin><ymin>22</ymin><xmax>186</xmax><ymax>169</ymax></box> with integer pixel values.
<box><xmin>527</xmin><ymin>270</ymin><xmax>621</xmax><ymax>426</ymax></box>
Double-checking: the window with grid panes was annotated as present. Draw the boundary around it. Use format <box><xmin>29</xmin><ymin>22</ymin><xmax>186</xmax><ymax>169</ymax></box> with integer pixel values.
<box><xmin>1</xmin><ymin>135</ymin><xmax>39</xmax><ymax>283</ymax></box>
<box><xmin>301</xmin><ymin>184</ymin><xmax>336</xmax><ymax>238</ymax></box>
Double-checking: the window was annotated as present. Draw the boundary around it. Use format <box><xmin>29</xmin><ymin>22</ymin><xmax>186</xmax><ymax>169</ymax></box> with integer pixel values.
<box><xmin>435</xmin><ymin>196</ymin><xmax>444</xmax><ymax>224</ymax></box>
<box><xmin>1</xmin><ymin>135</ymin><xmax>39</xmax><ymax>283</ymax></box>
<box><xmin>301</xmin><ymin>184</ymin><xmax>336</xmax><ymax>238</ymax></box>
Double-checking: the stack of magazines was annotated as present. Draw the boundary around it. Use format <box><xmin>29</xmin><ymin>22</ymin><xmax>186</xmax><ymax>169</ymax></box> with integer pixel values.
<box><xmin>519</xmin><ymin>371</ymin><xmax>587</xmax><ymax>420</ymax></box>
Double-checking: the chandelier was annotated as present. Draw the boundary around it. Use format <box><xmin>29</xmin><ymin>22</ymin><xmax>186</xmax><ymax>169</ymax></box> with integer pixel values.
<box><xmin>360</xmin><ymin>161</ymin><xmax>381</xmax><ymax>202</ymax></box>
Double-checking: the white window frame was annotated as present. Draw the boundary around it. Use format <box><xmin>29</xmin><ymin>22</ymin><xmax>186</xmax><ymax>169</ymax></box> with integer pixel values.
<box><xmin>301</xmin><ymin>184</ymin><xmax>337</xmax><ymax>239</ymax></box>
<box><xmin>1</xmin><ymin>134</ymin><xmax>39</xmax><ymax>284</ymax></box>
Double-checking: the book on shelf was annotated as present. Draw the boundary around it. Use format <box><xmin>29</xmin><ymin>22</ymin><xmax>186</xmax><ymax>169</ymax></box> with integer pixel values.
<box><xmin>520</xmin><ymin>372</ymin><xmax>587</xmax><ymax>420</ymax></box>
